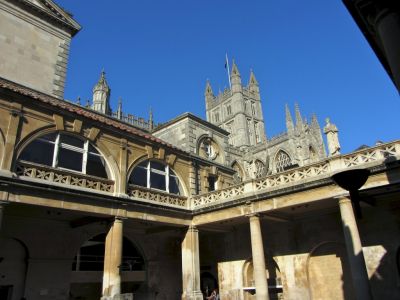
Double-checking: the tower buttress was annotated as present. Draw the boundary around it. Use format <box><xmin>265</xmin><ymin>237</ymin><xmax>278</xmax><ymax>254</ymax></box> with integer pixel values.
<box><xmin>92</xmin><ymin>71</ymin><xmax>111</xmax><ymax>114</ymax></box>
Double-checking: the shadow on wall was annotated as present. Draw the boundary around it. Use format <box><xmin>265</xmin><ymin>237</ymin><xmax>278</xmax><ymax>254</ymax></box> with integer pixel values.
<box><xmin>305</xmin><ymin>240</ymin><xmax>354</xmax><ymax>300</ymax></box>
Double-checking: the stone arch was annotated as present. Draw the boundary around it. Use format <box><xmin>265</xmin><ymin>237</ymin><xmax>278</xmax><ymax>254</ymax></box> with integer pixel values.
<box><xmin>306</xmin><ymin>241</ymin><xmax>354</xmax><ymax>300</ymax></box>
<box><xmin>70</xmin><ymin>232</ymin><xmax>147</xmax><ymax>299</ymax></box>
<box><xmin>0</xmin><ymin>127</ymin><xmax>5</xmax><ymax>167</ymax></box>
<box><xmin>0</xmin><ymin>237</ymin><xmax>29</xmax><ymax>300</ymax></box>
<box><xmin>127</xmin><ymin>156</ymin><xmax>188</xmax><ymax>196</ymax></box>
<box><xmin>273</xmin><ymin>149</ymin><xmax>293</xmax><ymax>173</ymax></box>
<box><xmin>14</xmin><ymin>129</ymin><xmax>117</xmax><ymax>181</ymax></box>
<box><xmin>242</xmin><ymin>256</ymin><xmax>282</xmax><ymax>299</ymax></box>
<box><xmin>231</xmin><ymin>161</ymin><xmax>245</xmax><ymax>182</ymax></box>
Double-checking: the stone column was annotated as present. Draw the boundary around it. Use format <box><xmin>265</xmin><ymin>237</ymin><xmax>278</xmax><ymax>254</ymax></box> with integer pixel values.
<box><xmin>102</xmin><ymin>217</ymin><xmax>123</xmax><ymax>299</ymax></box>
<box><xmin>181</xmin><ymin>225</ymin><xmax>203</xmax><ymax>300</ymax></box>
<box><xmin>249</xmin><ymin>214</ymin><xmax>269</xmax><ymax>300</ymax></box>
<box><xmin>338</xmin><ymin>196</ymin><xmax>372</xmax><ymax>300</ymax></box>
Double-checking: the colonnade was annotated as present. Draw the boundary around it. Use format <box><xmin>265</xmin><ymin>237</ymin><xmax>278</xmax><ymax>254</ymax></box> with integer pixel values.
<box><xmin>0</xmin><ymin>195</ymin><xmax>372</xmax><ymax>300</ymax></box>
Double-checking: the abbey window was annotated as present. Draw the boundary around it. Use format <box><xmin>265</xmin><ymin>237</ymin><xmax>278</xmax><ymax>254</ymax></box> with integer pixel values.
<box><xmin>275</xmin><ymin>150</ymin><xmax>292</xmax><ymax>172</ymax></box>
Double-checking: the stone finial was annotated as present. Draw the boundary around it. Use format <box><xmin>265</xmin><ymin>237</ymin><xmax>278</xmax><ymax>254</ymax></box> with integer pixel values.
<box><xmin>324</xmin><ymin>118</ymin><xmax>341</xmax><ymax>156</ymax></box>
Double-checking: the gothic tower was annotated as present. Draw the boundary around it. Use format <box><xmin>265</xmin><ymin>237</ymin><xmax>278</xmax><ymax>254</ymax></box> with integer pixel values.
<box><xmin>205</xmin><ymin>61</ymin><xmax>266</xmax><ymax>148</ymax></box>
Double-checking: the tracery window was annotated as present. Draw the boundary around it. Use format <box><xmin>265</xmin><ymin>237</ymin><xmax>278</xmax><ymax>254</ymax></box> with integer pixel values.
<box><xmin>19</xmin><ymin>132</ymin><xmax>109</xmax><ymax>178</ymax></box>
<box><xmin>275</xmin><ymin>150</ymin><xmax>292</xmax><ymax>172</ymax></box>
<box><xmin>254</xmin><ymin>160</ymin><xmax>265</xmax><ymax>178</ymax></box>
<box><xmin>129</xmin><ymin>160</ymin><xmax>182</xmax><ymax>195</ymax></box>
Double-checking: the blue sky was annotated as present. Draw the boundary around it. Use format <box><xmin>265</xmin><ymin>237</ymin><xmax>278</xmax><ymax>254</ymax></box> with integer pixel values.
<box><xmin>57</xmin><ymin>0</ymin><xmax>399</xmax><ymax>154</ymax></box>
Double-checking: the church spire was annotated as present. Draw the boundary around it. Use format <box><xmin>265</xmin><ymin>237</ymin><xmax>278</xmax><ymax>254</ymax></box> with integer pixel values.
<box><xmin>92</xmin><ymin>70</ymin><xmax>111</xmax><ymax>114</ymax></box>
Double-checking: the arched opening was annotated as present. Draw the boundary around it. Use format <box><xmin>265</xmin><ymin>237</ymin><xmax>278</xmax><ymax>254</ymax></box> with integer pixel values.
<box><xmin>128</xmin><ymin>159</ymin><xmax>184</xmax><ymax>195</ymax></box>
<box><xmin>70</xmin><ymin>233</ymin><xmax>146</xmax><ymax>300</ymax></box>
<box><xmin>232</xmin><ymin>161</ymin><xmax>244</xmax><ymax>183</ymax></box>
<box><xmin>306</xmin><ymin>241</ymin><xmax>354</xmax><ymax>300</ymax></box>
<box><xmin>242</xmin><ymin>258</ymin><xmax>282</xmax><ymax>300</ymax></box>
<box><xmin>275</xmin><ymin>150</ymin><xmax>292</xmax><ymax>173</ymax></box>
<box><xmin>0</xmin><ymin>238</ymin><xmax>28</xmax><ymax>300</ymax></box>
<box><xmin>18</xmin><ymin>132</ymin><xmax>111</xmax><ymax>179</ymax></box>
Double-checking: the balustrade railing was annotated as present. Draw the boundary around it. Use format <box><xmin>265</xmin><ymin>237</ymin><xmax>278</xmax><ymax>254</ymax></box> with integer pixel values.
<box><xmin>190</xmin><ymin>140</ymin><xmax>400</xmax><ymax>209</ymax></box>
<box><xmin>16</xmin><ymin>161</ymin><xmax>114</xmax><ymax>193</ymax></box>
<box><xmin>14</xmin><ymin>141</ymin><xmax>400</xmax><ymax>210</ymax></box>
<box><xmin>127</xmin><ymin>184</ymin><xmax>187</xmax><ymax>208</ymax></box>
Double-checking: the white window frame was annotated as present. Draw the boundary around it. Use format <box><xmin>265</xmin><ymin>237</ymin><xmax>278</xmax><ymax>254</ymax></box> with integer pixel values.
<box><xmin>37</xmin><ymin>133</ymin><xmax>104</xmax><ymax>175</ymax></box>
<box><xmin>136</xmin><ymin>160</ymin><xmax>180</xmax><ymax>194</ymax></box>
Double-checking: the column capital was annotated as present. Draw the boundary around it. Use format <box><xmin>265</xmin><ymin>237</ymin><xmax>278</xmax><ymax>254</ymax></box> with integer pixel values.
<box><xmin>247</xmin><ymin>212</ymin><xmax>260</xmax><ymax>219</ymax></box>
<box><xmin>334</xmin><ymin>193</ymin><xmax>350</xmax><ymax>203</ymax></box>
<box><xmin>187</xmin><ymin>225</ymin><xmax>199</xmax><ymax>232</ymax></box>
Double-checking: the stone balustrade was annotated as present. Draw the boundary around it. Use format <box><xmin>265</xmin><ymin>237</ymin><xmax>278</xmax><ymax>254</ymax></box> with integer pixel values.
<box><xmin>127</xmin><ymin>184</ymin><xmax>188</xmax><ymax>208</ymax></box>
<box><xmin>14</xmin><ymin>141</ymin><xmax>400</xmax><ymax>210</ymax></box>
<box><xmin>190</xmin><ymin>140</ymin><xmax>400</xmax><ymax>209</ymax></box>
<box><xmin>16</xmin><ymin>161</ymin><xmax>114</xmax><ymax>192</ymax></box>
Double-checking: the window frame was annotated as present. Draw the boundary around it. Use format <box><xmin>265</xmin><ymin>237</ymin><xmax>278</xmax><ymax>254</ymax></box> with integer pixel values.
<box><xmin>130</xmin><ymin>160</ymin><xmax>182</xmax><ymax>195</ymax></box>
<box><xmin>20</xmin><ymin>132</ymin><xmax>109</xmax><ymax>178</ymax></box>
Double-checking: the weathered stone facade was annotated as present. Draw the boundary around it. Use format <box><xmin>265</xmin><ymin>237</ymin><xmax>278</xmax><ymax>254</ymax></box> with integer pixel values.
<box><xmin>0</xmin><ymin>2</ymin><xmax>400</xmax><ymax>300</ymax></box>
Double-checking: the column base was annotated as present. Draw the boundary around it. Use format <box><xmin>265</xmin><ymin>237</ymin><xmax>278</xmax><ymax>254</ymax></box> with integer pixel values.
<box><xmin>181</xmin><ymin>291</ymin><xmax>204</xmax><ymax>300</ymax></box>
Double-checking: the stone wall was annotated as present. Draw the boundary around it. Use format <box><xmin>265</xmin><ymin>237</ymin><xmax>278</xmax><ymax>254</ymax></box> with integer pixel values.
<box><xmin>0</xmin><ymin>0</ymin><xmax>72</xmax><ymax>98</ymax></box>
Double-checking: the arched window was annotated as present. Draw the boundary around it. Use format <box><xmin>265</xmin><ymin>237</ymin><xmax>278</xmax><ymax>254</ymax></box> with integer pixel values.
<box><xmin>129</xmin><ymin>160</ymin><xmax>183</xmax><ymax>195</ymax></box>
<box><xmin>254</xmin><ymin>160</ymin><xmax>265</xmax><ymax>178</ymax></box>
<box><xmin>232</xmin><ymin>162</ymin><xmax>244</xmax><ymax>183</ymax></box>
<box><xmin>19</xmin><ymin>132</ymin><xmax>109</xmax><ymax>178</ymax></box>
<box><xmin>275</xmin><ymin>150</ymin><xmax>292</xmax><ymax>172</ymax></box>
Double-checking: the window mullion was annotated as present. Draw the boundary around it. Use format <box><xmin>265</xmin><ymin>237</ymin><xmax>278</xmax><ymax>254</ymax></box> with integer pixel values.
<box><xmin>52</xmin><ymin>134</ymin><xmax>60</xmax><ymax>167</ymax></box>
<box><xmin>147</xmin><ymin>161</ymin><xmax>151</xmax><ymax>189</ymax></box>
<box><xmin>166</xmin><ymin>165</ymin><xmax>170</xmax><ymax>193</ymax></box>
<box><xmin>82</xmin><ymin>141</ymin><xmax>89</xmax><ymax>174</ymax></box>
